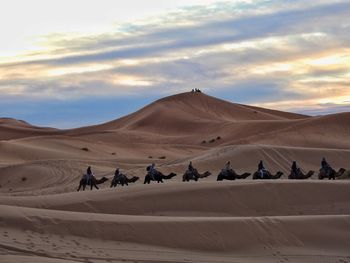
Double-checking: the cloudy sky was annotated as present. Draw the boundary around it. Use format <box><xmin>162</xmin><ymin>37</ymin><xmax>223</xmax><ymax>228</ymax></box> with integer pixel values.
<box><xmin>1</xmin><ymin>0</ymin><xmax>349</xmax><ymax>128</ymax></box>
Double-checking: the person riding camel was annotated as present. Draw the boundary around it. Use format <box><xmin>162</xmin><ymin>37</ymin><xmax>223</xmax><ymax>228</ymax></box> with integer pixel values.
<box><xmin>291</xmin><ymin>161</ymin><xmax>299</xmax><ymax>178</ymax></box>
<box><xmin>148</xmin><ymin>163</ymin><xmax>157</xmax><ymax>180</ymax></box>
<box><xmin>222</xmin><ymin>161</ymin><xmax>231</xmax><ymax>176</ymax></box>
<box><xmin>188</xmin><ymin>161</ymin><xmax>194</xmax><ymax>172</ymax></box>
<box><xmin>188</xmin><ymin>161</ymin><xmax>199</xmax><ymax>179</ymax></box>
<box><xmin>321</xmin><ymin>157</ymin><xmax>331</xmax><ymax>176</ymax></box>
<box><xmin>114</xmin><ymin>167</ymin><xmax>120</xmax><ymax>178</ymax></box>
<box><xmin>225</xmin><ymin>161</ymin><xmax>231</xmax><ymax>170</ymax></box>
<box><xmin>258</xmin><ymin>160</ymin><xmax>266</xmax><ymax>179</ymax></box>
<box><xmin>86</xmin><ymin>166</ymin><xmax>93</xmax><ymax>184</ymax></box>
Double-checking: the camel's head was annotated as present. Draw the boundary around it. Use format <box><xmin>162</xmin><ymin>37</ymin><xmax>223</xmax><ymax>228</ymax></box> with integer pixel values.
<box><xmin>169</xmin><ymin>172</ymin><xmax>177</xmax><ymax>178</ymax></box>
<box><xmin>276</xmin><ymin>171</ymin><xmax>283</xmax><ymax>178</ymax></box>
<box><xmin>203</xmin><ymin>171</ymin><xmax>211</xmax><ymax>177</ymax></box>
<box><xmin>242</xmin><ymin>172</ymin><xmax>251</xmax><ymax>178</ymax></box>
<box><xmin>309</xmin><ymin>170</ymin><xmax>315</xmax><ymax>176</ymax></box>
<box><xmin>131</xmin><ymin>176</ymin><xmax>140</xmax><ymax>183</ymax></box>
<box><xmin>339</xmin><ymin>168</ymin><xmax>346</xmax><ymax>174</ymax></box>
<box><xmin>100</xmin><ymin>176</ymin><xmax>109</xmax><ymax>182</ymax></box>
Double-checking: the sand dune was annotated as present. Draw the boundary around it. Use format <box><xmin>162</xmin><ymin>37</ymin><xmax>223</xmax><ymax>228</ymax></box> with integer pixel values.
<box><xmin>0</xmin><ymin>118</ymin><xmax>58</xmax><ymax>141</ymax></box>
<box><xmin>1</xmin><ymin>181</ymin><xmax>349</xmax><ymax>216</ymax></box>
<box><xmin>1</xmin><ymin>92</ymin><xmax>349</xmax><ymax>262</ymax></box>
<box><xmin>1</xmin><ymin>181</ymin><xmax>350</xmax><ymax>262</ymax></box>
<box><xmin>65</xmin><ymin>92</ymin><xmax>308</xmax><ymax>136</ymax></box>
<box><xmin>1</xmin><ymin>204</ymin><xmax>350</xmax><ymax>252</ymax></box>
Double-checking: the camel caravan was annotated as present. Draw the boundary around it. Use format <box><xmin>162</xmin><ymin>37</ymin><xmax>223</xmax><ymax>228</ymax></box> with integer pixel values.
<box><xmin>77</xmin><ymin>158</ymin><xmax>347</xmax><ymax>191</ymax></box>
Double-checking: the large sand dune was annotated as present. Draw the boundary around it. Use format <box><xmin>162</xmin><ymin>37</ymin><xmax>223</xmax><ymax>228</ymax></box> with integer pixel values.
<box><xmin>0</xmin><ymin>92</ymin><xmax>349</xmax><ymax>262</ymax></box>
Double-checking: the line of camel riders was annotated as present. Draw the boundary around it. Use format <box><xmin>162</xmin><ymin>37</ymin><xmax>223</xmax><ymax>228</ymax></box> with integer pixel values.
<box><xmin>77</xmin><ymin>158</ymin><xmax>346</xmax><ymax>191</ymax></box>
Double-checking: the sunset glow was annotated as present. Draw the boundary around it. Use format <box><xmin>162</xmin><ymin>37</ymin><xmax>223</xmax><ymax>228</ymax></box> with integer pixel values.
<box><xmin>1</xmin><ymin>0</ymin><xmax>349</xmax><ymax>127</ymax></box>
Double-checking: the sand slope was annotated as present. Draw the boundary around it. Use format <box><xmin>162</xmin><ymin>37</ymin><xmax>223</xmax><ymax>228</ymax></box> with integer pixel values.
<box><xmin>1</xmin><ymin>92</ymin><xmax>350</xmax><ymax>262</ymax></box>
<box><xmin>1</xmin><ymin>181</ymin><xmax>350</xmax><ymax>262</ymax></box>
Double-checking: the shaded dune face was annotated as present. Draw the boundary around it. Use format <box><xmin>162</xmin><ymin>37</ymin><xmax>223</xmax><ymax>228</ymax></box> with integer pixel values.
<box><xmin>0</xmin><ymin>181</ymin><xmax>350</xmax><ymax>261</ymax></box>
<box><xmin>1</xmin><ymin>181</ymin><xmax>349</xmax><ymax>217</ymax></box>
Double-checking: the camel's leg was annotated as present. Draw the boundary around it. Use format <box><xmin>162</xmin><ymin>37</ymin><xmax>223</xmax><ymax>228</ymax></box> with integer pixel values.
<box><xmin>113</xmin><ymin>179</ymin><xmax>117</xmax><ymax>187</ymax></box>
<box><xmin>77</xmin><ymin>183</ymin><xmax>81</xmax><ymax>191</ymax></box>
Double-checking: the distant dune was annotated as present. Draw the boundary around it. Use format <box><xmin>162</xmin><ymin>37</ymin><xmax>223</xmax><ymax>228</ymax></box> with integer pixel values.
<box><xmin>0</xmin><ymin>92</ymin><xmax>349</xmax><ymax>262</ymax></box>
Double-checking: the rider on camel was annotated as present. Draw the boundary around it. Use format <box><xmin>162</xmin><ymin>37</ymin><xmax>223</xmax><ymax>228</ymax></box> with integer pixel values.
<box><xmin>291</xmin><ymin>161</ymin><xmax>299</xmax><ymax>178</ymax></box>
<box><xmin>258</xmin><ymin>160</ymin><xmax>266</xmax><ymax>179</ymax></box>
<box><xmin>148</xmin><ymin>163</ymin><xmax>157</xmax><ymax>180</ymax></box>
<box><xmin>188</xmin><ymin>161</ymin><xmax>198</xmax><ymax>179</ymax></box>
<box><xmin>86</xmin><ymin>166</ymin><xmax>94</xmax><ymax>184</ymax></box>
<box><xmin>321</xmin><ymin>157</ymin><xmax>331</xmax><ymax>175</ymax></box>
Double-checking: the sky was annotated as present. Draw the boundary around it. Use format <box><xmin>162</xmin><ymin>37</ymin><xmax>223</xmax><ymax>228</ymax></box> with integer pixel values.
<box><xmin>1</xmin><ymin>0</ymin><xmax>349</xmax><ymax>128</ymax></box>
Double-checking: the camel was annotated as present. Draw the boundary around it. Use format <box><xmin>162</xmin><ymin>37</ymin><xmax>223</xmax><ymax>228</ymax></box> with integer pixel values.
<box><xmin>217</xmin><ymin>169</ymin><xmax>251</xmax><ymax>181</ymax></box>
<box><xmin>253</xmin><ymin>171</ymin><xmax>283</xmax><ymax>180</ymax></box>
<box><xmin>144</xmin><ymin>171</ymin><xmax>177</xmax><ymax>184</ymax></box>
<box><xmin>77</xmin><ymin>175</ymin><xmax>108</xmax><ymax>191</ymax></box>
<box><xmin>288</xmin><ymin>170</ymin><xmax>314</xmax><ymax>179</ymax></box>
<box><xmin>110</xmin><ymin>174</ymin><xmax>139</xmax><ymax>187</ymax></box>
<box><xmin>182</xmin><ymin>170</ymin><xmax>211</xmax><ymax>182</ymax></box>
<box><xmin>318</xmin><ymin>168</ymin><xmax>346</xmax><ymax>180</ymax></box>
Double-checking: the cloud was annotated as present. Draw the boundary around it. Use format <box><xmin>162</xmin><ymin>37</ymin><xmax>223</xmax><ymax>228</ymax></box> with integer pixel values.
<box><xmin>291</xmin><ymin>103</ymin><xmax>350</xmax><ymax>116</ymax></box>
<box><xmin>0</xmin><ymin>0</ymin><xmax>349</xmax><ymax>127</ymax></box>
<box><xmin>3</xmin><ymin>1</ymin><xmax>350</xmax><ymax>68</ymax></box>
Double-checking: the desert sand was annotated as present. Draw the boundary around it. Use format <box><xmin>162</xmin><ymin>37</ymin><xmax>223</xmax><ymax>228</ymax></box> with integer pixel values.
<box><xmin>0</xmin><ymin>92</ymin><xmax>349</xmax><ymax>262</ymax></box>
